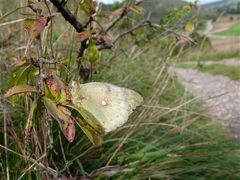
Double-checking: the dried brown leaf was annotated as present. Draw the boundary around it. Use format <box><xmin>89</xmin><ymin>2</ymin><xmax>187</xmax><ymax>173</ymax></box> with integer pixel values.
<box><xmin>4</xmin><ymin>85</ymin><xmax>38</xmax><ymax>98</ymax></box>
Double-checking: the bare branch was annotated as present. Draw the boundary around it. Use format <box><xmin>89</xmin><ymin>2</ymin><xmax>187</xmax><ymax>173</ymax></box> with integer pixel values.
<box><xmin>3</xmin><ymin>98</ymin><xmax>10</xmax><ymax>180</ymax></box>
<box><xmin>49</xmin><ymin>0</ymin><xmax>84</xmax><ymax>32</ymax></box>
<box><xmin>149</xmin><ymin>23</ymin><xmax>195</xmax><ymax>43</ymax></box>
<box><xmin>39</xmin><ymin>58</ymin><xmax>45</xmax><ymax>96</ymax></box>
<box><xmin>113</xmin><ymin>20</ymin><xmax>149</xmax><ymax>43</ymax></box>
<box><xmin>39</xmin><ymin>58</ymin><xmax>59</xmax><ymax>64</ymax></box>
<box><xmin>99</xmin><ymin>18</ymin><xmax>195</xmax><ymax>51</ymax></box>
<box><xmin>105</xmin><ymin>0</ymin><xmax>143</xmax><ymax>32</ymax></box>
<box><xmin>0</xmin><ymin>144</ymin><xmax>61</xmax><ymax>178</ymax></box>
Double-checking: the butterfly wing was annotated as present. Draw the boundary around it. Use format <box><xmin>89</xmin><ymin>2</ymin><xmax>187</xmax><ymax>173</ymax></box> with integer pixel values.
<box><xmin>71</xmin><ymin>82</ymin><xmax>143</xmax><ymax>133</ymax></box>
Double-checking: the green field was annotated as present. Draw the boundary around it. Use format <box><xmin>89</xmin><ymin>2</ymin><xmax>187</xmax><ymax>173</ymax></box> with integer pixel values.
<box><xmin>180</xmin><ymin>50</ymin><xmax>240</xmax><ymax>62</ymax></box>
<box><xmin>216</xmin><ymin>20</ymin><xmax>240</xmax><ymax>36</ymax></box>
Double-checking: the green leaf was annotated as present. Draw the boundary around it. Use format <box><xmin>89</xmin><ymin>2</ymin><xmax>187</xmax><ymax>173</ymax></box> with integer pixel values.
<box><xmin>44</xmin><ymin>97</ymin><xmax>75</xmax><ymax>142</ymax></box>
<box><xmin>64</xmin><ymin>104</ymin><xmax>104</xmax><ymax>145</ymax></box>
<box><xmin>4</xmin><ymin>85</ymin><xmax>38</xmax><ymax>98</ymax></box>
<box><xmin>76</xmin><ymin>117</ymin><xmax>103</xmax><ymax>145</ymax></box>
<box><xmin>185</xmin><ymin>21</ymin><xmax>195</xmax><ymax>33</ymax></box>
<box><xmin>8</xmin><ymin>65</ymin><xmax>31</xmax><ymax>87</ymax></box>
<box><xmin>85</xmin><ymin>40</ymin><xmax>99</xmax><ymax>63</ymax></box>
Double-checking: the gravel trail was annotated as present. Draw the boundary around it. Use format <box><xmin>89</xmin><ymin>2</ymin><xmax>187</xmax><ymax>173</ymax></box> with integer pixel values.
<box><xmin>169</xmin><ymin>67</ymin><xmax>240</xmax><ymax>139</ymax></box>
<box><xmin>180</xmin><ymin>59</ymin><xmax>240</xmax><ymax>66</ymax></box>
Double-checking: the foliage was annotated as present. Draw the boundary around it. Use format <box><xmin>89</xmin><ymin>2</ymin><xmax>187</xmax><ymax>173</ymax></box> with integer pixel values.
<box><xmin>204</xmin><ymin>0</ymin><xmax>240</xmax><ymax>15</ymax></box>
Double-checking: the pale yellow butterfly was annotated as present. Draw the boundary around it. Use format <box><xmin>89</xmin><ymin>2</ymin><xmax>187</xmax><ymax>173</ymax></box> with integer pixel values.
<box><xmin>71</xmin><ymin>82</ymin><xmax>143</xmax><ymax>133</ymax></box>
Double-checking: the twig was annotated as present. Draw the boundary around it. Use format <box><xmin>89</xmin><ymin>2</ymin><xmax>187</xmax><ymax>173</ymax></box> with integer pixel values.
<box><xmin>39</xmin><ymin>57</ymin><xmax>59</xmax><ymax>64</ymax></box>
<box><xmin>0</xmin><ymin>18</ymin><xmax>25</xmax><ymax>27</ymax></box>
<box><xmin>105</xmin><ymin>0</ymin><xmax>142</xmax><ymax>32</ymax></box>
<box><xmin>149</xmin><ymin>23</ymin><xmax>195</xmax><ymax>43</ymax></box>
<box><xmin>38</xmin><ymin>58</ymin><xmax>45</xmax><ymax>98</ymax></box>
<box><xmin>105</xmin><ymin>5</ymin><xmax>128</xmax><ymax>32</ymax></box>
<box><xmin>0</xmin><ymin>144</ymin><xmax>61</xmax><ymax>178</ymax></box>
<box><xmin>113</xmin><ymin>20</ymin><xmax>195</xmax><ymax>45</ymax></box>
<box><xmin>3</xmin><ymin>98</ymin><xmax>10</xmax><ymax>180</ymax></box>
<box><xmin>113</xmin><ymin>20</ymin><xmax>149</xmax><ymax>44</ymax></box>
<box><xmin>58</xmin><ymin>133</ymin><xmax>72</xmax><ymax>177</ymax></box>
<box><xmin>17</xmin><ymin>154</ymin><xmax>47</xmax><ymax>180</ymax></box>
<box><xmin>78</xmin><ymin>40</ymin><xmax>87</xmax><ymax>58</ymax></box>
<box><xmin>49</xmin><ymin>0</ymin><xmax>84</xmax><ymax>32</ymax></box>
<box><xmin>0</xmin><ymin>6</ymin><xmax>29</xmax><ymax>22</ymax></box>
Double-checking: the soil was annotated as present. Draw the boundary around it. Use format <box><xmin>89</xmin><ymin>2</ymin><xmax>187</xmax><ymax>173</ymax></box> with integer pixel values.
<box><xmin>169</xmin><ymin>67</ymin><xmax>240</xmax><ymax>140</ymax></box>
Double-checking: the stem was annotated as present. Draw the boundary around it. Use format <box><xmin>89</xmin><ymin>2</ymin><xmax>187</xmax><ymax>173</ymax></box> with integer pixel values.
<box><xmin>3</xmin><ymin>98</ymin><xmax>10</xmax><ymax>180</ymax></box>
<box><xmin>49</xmin><ymin>0</ymin><xmax>84</xmax><ymax>32</ymax></box>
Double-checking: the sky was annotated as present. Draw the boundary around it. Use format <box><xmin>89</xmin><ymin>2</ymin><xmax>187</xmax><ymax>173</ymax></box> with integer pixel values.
<box><xmin>185</xmin><ymin>0</ymin><xmax>222</xmax><ymax>4</ymax></box>
<box><xmin>99</xmin><ymin>0</ymin><xmax>121</xmax><ymax>4</ymax></box>
<box><xmin>99</xmin><ymin>0</ymin><xmax>223</xmax><ymax>5</ymax></box>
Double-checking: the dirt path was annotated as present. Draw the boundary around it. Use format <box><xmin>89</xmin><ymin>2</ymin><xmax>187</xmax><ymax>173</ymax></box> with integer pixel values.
<box><xmin>180</xmin><ymin>59</ymin><xmax>240</xmax><ymax>66</ymax></box>
<box><xmin>169</xmin><ymin>67</ymin><xmax>240</xmax><ymax>140</ymax></box>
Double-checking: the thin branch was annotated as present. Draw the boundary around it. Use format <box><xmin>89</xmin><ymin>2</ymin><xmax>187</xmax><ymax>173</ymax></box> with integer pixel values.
<box><xmin>105</xmin><ymin>0</ymin><xmax>143</xmax><ymax>32</ymax></box>
<box><xmin>113</xmin><ymin>20</ymin><xmax>149</xmax><ymax>44</ymax></box>
<box><xmin>17</xmin><ymin>154</ymin><xmax>46</xmax><ymax>180</ymax></box>
<box><xmin>0</xmin><ymin>144</ymin><xmax>61</xmax><ymax>178</ymax></box>
<box><xmin>49</xmin><ymin>0</ymin><xmax>84</xmax><ymax>32</ymax></box>
<box><xmin>0</xmin><ymin>18</ymin><xmax>25</xmax><ymax>27</ymax></box>
<box><xmin>149</xmin><ymin>23</ymin><xmax>195</xmax><ymax>43</ymax></box>
<box><xmin>112</xmin><ymin>12</ymin><xmax>152</xmax><ymax>44</ymax></box>
<box><xmin>78</xmin><ymin>40</ymin><xmax>87</xmax><ymax>58</ymax></box>
<box><xmin>39</xmin><ymin>58</ymin><xmax>45</xmax><ymax>97</ymax></box>
<box><xmin>3</xmin><ymin>98</ymin><xmax>10</xmax><ymax>180</ymax></box>
<box><xmin>99</xmin><ymin>19</ymin><xmax>195</xmax><ymax>50</ymax></box>
<box><xmin>39</xmin><ymin>58</ymin><xmax>59</xmax><ymax>64</ymax></box>
<box><xmin>105</xmin><ymin>6</ymin><xmax>128</xmax><ymax>32</ymax></box>
<box><xmin>58</xmin><ymin>133</ymin><xmax>72</xmax><ymax>177</ymax></box>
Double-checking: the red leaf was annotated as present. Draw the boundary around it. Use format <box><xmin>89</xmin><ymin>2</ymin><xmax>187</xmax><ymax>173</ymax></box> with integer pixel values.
<box><xmin>77</xmin><ymin>31</ymin><xmax>92</xmax><ymax>43</ymax></box>
<box><xmin>23</xmin><ymin>16</ymin><xmax>48</xmax><ymax>39</ymax></box>
<box><xmin>44</xmin><ymin>97</ymin><xmax>75</xmax><ymax>142</ymax></box>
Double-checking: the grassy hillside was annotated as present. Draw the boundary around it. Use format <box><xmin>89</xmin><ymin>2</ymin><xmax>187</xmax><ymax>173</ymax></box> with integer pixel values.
<box><xmin>141</xmin><ymin>0</ymin><xmax>185</xmax><ymax>19</ymax></box>
<box><xmin>103</xmin><ymin>0</ymin><xmax>186</xmax><ymax>21</ymax></box>
<box><xmin>204</xmin><ymin>0</ymin><xmax>240</xmax><ymax>14</ymax></box>
<box><xmin>216</xmin><ymin>20</ymin><xmax>240</xmax><ymax>36</ymax></box>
